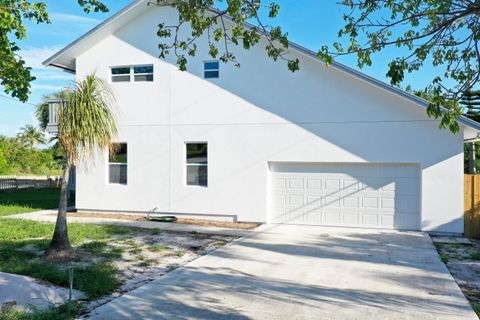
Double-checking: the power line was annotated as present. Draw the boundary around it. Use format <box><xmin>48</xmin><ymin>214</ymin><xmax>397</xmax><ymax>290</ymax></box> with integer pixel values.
<box><xmin>0</xmin><ymin>94</ymin><xmax>37</xmax><ymax>107</ymax></box>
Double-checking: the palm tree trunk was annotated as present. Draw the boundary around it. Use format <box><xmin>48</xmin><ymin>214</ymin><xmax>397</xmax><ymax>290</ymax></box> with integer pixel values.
<box><xmin>45</xmin><ymin>161</ymin><xmax>72</xmax><ymax>256</ymax></box>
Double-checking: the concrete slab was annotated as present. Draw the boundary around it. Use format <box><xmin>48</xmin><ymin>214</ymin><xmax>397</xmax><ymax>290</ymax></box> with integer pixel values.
<box><xmin>86</xmin><ymin>225</ymin><xmax>477</xmax><ymax>320</ymax></box>
<box><xmin>0</xmin><ymin>272</ymin><xmax>84</xmax><ymax>309</ymax></box>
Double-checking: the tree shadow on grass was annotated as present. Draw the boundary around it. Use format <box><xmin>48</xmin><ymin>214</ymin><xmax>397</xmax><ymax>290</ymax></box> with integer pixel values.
<box><xmin>0</xmin><ymin>188</ymin><xmax>64</xmax><ymax>215</ymax></box>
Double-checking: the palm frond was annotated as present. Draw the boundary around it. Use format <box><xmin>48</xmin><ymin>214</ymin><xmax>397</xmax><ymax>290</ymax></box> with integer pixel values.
<box><xmin>58</xmin><ymin>74</ymin><xmax>118</xmax><ymax>165</ymax></box>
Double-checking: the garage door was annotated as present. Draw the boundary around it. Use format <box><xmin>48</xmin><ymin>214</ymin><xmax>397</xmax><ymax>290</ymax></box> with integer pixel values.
<box><xmin>269</xmin><ymin>163</ymin><xmax>420</xmax><ymax>230</ymax></box>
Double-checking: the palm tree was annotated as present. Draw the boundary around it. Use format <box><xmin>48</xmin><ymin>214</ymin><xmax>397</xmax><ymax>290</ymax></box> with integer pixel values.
<box><xmin>44</xmin><ymin>75</ymin><xmax>117</xmax><ymax>257</ymax></box>
<box><xmin>18</xmin><ymin>124</ymin><xmax>46</xmax><ymax>148</ymax></box>
<box><xmin>36</xmin><ymin>90</ymin><xmax>71</xmax><ymax>131</ymax></box>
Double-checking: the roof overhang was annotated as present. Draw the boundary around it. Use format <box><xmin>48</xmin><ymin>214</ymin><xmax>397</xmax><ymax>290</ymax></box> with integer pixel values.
<box><xmin>42</xmin><ymin>0</ymin><xmax>150</xmax><ymax>72</ymax></box>
<box><xmin>43</xmin><ymin>0</ymin><xmax>480</xmax><ymax>136</ymax></box>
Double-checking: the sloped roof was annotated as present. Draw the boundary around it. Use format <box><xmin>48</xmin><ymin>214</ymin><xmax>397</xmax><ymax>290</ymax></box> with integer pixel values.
<box><xmin>43</xmin><ymin>0</ymin><xmax>480</xmax><ymax>133</ymax></box>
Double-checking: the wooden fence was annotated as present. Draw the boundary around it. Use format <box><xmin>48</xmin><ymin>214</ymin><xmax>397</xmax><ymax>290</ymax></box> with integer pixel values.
<box><xmin>0</xmin><ymin>176</ymin><xmax>61</xmax><ymax>191</ymax></box>
<box><xmin>465</xmin><ymin>175</ymin><xmax>480</xmax><ymax>238</ymax></box>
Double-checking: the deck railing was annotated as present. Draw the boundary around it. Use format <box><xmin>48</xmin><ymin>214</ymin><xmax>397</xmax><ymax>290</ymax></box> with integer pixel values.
<box><xmin>47</xmin><ymin>99</ymin><xmax>62</xmax><ymax>134</ymax></box>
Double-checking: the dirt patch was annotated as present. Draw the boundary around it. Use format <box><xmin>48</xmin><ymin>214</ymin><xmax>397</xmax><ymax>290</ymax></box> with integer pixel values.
<box><xmin>76</xmin><ymin>230</ymin><xmax>235</xmax><ymax>314</ymax></box>
<box><xmin>59</xmin><ymin>212</ymin><xmax>259</xmax><ymax>230</ymax></box>
<box><xmin>432</xmin><ymin>236</ymin><xmax>480</xmax><ymax>315</ymax></box>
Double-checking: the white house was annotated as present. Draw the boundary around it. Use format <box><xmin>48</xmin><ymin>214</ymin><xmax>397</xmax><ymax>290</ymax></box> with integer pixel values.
<box><xmin>44</xmin><ymin>0</ymin><xmax>480</xmax><ymax>234</ymax></box>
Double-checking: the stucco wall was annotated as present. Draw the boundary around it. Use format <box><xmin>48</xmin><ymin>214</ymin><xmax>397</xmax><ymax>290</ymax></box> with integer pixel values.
<box><xmin>75</xmin><ymin>6</ymin><xmax>464</xmax><ymax>233</ymax></box>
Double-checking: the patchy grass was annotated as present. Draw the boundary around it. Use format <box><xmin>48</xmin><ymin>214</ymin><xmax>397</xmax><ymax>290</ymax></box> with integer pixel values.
<box><xmin>0</xmin><ymin>189</ymin><xmax>71</xmax><ymax>216</ymax></box>
<box><xmin>433</xmin><ymin>237</ymin><xmax>480</xmax><ymax>316</ymax></box>
<box><xmin>0</xmin><ymin>302</ymin><xmax>84</xmax><ymax>320</ymax></box>
<box><xmin>471</xmin><ymin>303</ymin><xmax>480</xmax><ymax>316</ymax></box>
<box><xmin>0</xmin><ymin>219</ymin><xmax>130</xmax><ymax>298</ymax></box>
<box><xmin>148</xmin><ymin>244</ymin><xmax>166</xmax><ymax>253</ymax></box>
<box><xmin>175</xmin><ymin>251</ymin><xmax>185</xmax><ymax>257</ymax></box>
<box><xmin>471</xmin><ymin>251</ymin><xmax>480</xmax><ymax>260</ymax></box>
<box><xmin>0</xmin><ymin>217</ymin><xmax>236</xmax><ymax>319</ymax></box>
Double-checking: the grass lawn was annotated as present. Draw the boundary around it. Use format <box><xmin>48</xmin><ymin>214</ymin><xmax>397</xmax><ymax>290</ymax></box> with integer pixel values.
<box><xmin>0</xmin><ymin>218</ymin><xmax>129</xmax><ymax>299</ymax></box>
<box><xmin>0</xmin><ymin>217</ymin><xmax>234</xmax><ymax>319</ymax></box>
<box><xmin>0</xmin><ymin>188</ymin><xmax>72</xmax><ymax>216</ymax></box>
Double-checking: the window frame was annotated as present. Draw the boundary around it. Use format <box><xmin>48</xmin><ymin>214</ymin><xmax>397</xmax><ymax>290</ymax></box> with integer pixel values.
<box><xmin>203</xmin><ymin>61</ymin><xmax>220</xmax><ymax>79</ymax></box>
<box><xmin>185</xmin><ymin>142</ymin><xmax>208</xmax><ymax>187</ymax></box>
<box><xmin>110</xmin><ymin>65</ymin><xmax>154</xmax><ymax>83</ymax></box>
<box><xmin>110</xmin><ymin>66</ymin><xmax>131</xmax><ymax>83</ymax></box>
<box><xmin>107</xmin><ymin>143</ymin><xmax>128</xmax><ymax>186</ymax></box>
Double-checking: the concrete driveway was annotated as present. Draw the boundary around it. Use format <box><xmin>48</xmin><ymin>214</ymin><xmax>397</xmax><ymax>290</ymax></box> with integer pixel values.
<box><xmin>88</xmin><ymin>225</ymin><xmax>477</xmax><ymax>320</ymax></box>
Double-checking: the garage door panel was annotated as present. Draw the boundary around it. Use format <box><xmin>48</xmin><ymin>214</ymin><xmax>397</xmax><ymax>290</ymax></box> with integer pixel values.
<box><xmin>307</xmin><ymin>179</ymin><xmax>322</xmax><ymax>189</ymax></box>
<box><xmin>269</xmin><ymin>163</ymin><xmax>420</xmax><ymax>230</ymax></box>
<box><xmin>271</xmin><ymin>178</ymin><xmax>287</xmax><ymax>190</ymax></box>
<box><xmin>342</xmin><ymin>212</ymin><xmax>359</xmax><ymax>225</ymax></box>
<box><xmin>343</xmin><ymin>197</ymin><xmax>359</xmax><ymax>208</ymax></box>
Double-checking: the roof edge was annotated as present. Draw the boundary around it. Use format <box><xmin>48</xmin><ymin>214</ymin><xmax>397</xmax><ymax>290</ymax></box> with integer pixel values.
<box><xmin>287</xmin><ymin>42</ymin><xmax>480</xmax><ymax>132</ymax></box>
<box><xmin>42</xmin><ymin>0</ymin><xmax>147</xmax><ymax>68</ymax></box>
<box><xmin>44</xmin><ymin>0</ymin><xmax>480</xmax><ymax>133</ymax></box>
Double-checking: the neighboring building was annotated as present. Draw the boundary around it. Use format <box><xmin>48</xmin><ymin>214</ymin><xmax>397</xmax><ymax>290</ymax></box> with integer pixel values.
<box><xmin>44</xmin><ymin>0</ymin><xmax>480</xmax><ymax>233</ymax></box>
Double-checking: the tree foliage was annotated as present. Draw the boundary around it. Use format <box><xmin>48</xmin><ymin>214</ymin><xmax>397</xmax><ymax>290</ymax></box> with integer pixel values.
<box><xmin>36</xmin><ymin>90</ymin><xmax>71</xmax><ymax>131</ymax></box>
<box><xmin>3</xmin><ymin>0</ymin><xmax>480</xmax><ymax>134</ymax></box>
<box><xmin>0</xmin><ymin>133</ymin><xmax>61</xmax><ymax>176</ymax></box>
<box><xmin>18</xmin><ymin>124</ymin><xmax>46</xmax><ymax>147</ymax></box>
<box><xmin>0</xmin><ymin>0</ymin><xmax>108</xmax><ymax>102</ymax></box>
<box><xmin>46</xmin><ymin>74</ymin><xmax>118</xmax><ymax>255</ymax></box>
<box><xmin>461</xmin><ymin>89</ymin><xmax>480</xmax><ymax>122</ymax></box>
<box><xmin>317</xmin><ymin>0</ymin><xmax>480</xmax><ymax>133</ymax></box>
<box><xmin>153</xmin><ymin>0</ymin><xmax>299</xmax><ymax>72</ymax></box>
<box><xmin>58</xmin><ymin>75</ymin><xmax>117</xmax><ymax>167</ymax></box>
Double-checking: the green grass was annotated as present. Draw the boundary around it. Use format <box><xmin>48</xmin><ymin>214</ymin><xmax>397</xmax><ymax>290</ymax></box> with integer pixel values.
<box><xmin>0</xmin><ymin>302</ymin><xmax>84</xmax><ymax>320</ymax></box>
<box><xmin>148</xmin><ymin>244</ymin><xmax>166</xmax><ymax>253</ymax></box>
<box><xmin>0</xmin><ymin>218</ymin><xmax>130</xmax><ymax>299</ymax></box>
<box><xmin>0</xmin><ymin>189</ymin><xmax>71</xmax><ymax>216</ymax></box>
<box><xmin>472</xmin><ymin>303</ymin><xmax>480</xmax><ymax>316</ymax></box>
<box><xmin>175</xmin><ymin>251</ymin><xmax>185</xmax><ymax>257</ymax></box>
<box><xmin>470</xmin><ymin>251</ymin><xmax>480</xmax><ymax>260</ymax></box>
<box><xmin>440</xmin><ymin>255</ymin><xmax>449</xmax><ymax>263</ymax></box>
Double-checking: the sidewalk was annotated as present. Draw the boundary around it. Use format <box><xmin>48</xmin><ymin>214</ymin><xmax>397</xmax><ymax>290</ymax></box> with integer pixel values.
<box><xmin>0</xmin><ymin>272</ymin><xmax>84</xmax><ymax>309</ymax></box>
<box><xmin>7</xmin><ymin>210</ymin><xmax>254</xmax><ymax>237</ymax></box>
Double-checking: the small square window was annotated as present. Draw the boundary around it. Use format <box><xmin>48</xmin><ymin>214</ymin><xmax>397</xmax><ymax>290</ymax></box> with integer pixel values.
<box><xmin>186</xmin><ymin>143</ymin><xmax>208</xmax><ymax>186</ymax></box>
<box><xmin>204</xmin><ymin>61</ymin><xmax>219</xmax><ymax>79</ymax></box>
<box><xmin>109</xmin><ymin>143</ymin><xmax>127</xmax><ymax>185</ymax></box>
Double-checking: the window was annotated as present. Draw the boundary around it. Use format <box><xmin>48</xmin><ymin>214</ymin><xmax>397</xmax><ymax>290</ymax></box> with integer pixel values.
<box><xmin>111</xmin><ymin>65</ymin><xmax>154</xmax><ymax>82</ymax></box>
<box><xmin>134</xmin><ymin>65</ymin><xmax>154</xmax><ymax>82</ymax></box>
<box><xmin>109</xmin><ymin>143</ymin><xmax>127</xmax><ymax>184</ymax></box>
<box><xmin>111</xmin><ymin>67</ymin><xmax>131</xmax><ymax>82</ymax></box>
<box><xmin>186</xmin><ymin>143</ymin><xmax>207</xmax><ymax>186</ymax></box>
<box><xmin>204</xmin><ymin>61</ymin><xmax>219</xmax><ymax>79</ymax></box>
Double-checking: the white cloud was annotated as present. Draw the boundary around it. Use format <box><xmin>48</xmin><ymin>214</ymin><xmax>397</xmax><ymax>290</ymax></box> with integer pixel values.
<box><xmin>20</xmin><ymin>46</ymin><xmax>64</xmax><ymax>69</ymax></box>
<box><xmin>33</xmin><ymin>70</ymin><xmax>74</xmax><ymax>81</ymax></box>
<box><xmin>50</xmin><ymin>12</ymin><xmax>101</xmax><ymax>26</ymax></box>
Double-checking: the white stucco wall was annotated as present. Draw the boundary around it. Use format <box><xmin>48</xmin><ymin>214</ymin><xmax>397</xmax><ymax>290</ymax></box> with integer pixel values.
<box><xmin>74</xmin><ymin>6</ymin><xmax>465</xmax><ymax>233</ymax></box>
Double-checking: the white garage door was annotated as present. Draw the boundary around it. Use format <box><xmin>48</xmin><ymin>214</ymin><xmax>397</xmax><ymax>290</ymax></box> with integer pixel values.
<box><xmin>269</xmin><ymin>163</ymin><xmax>420</xmax><ymax>230</ymax></box>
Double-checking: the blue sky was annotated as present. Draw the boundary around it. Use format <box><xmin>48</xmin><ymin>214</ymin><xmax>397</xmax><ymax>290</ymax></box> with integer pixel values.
<box><xmin>0</xmin><ymin>0</ymin><xmax>439</xmax><ymax>137</ymax></box>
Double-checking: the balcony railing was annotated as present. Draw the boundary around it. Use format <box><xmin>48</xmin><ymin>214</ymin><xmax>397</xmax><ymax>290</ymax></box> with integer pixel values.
<box><xmin>46</xmin><ymin>99</ymin><xmax>62</xmax><ymax>134</ymax></box>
